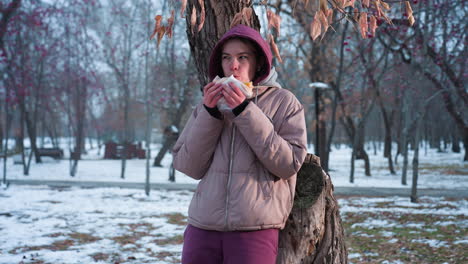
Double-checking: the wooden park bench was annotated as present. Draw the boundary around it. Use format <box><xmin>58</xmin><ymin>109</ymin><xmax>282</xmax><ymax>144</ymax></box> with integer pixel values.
<box><xmin>37</xmin><ymin>148</ymin><xmax>64</xmax><ymax>159</ymax></box>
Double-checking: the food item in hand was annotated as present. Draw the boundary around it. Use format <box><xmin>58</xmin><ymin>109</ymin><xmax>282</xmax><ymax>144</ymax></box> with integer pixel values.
<box><xmin>212</xmin><ymin>75</ymin><xmax>253</xmax><ymax>110</ymax></box>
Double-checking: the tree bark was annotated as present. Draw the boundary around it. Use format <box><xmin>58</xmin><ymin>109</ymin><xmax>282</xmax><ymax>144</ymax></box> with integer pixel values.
<box><xmin>71</xmin><ymin>79</ymin><xmax>86</xmax><ymax>177</ymax></box>
<box><xmin>277</xmin><ymin>154</ymin><xmax>347</xmax><ymax>263</ymax></box>
<box><xmin>0</xmin><ymin>116</ymin><xmax>3</xmax><ymax>151</ymax></box>
<box><xmin>185</xmin><ymin>0</ymin><xmax>347</xmax><ymax>262</ymax></box>
<box><xmin>0</xmin><ymin>0</ymin><xmax>22</xmax><ymax>54</ymax></box>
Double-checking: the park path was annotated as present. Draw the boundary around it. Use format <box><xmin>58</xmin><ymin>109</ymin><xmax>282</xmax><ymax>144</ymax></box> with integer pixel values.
<box><xmin>6</xmin><ymin>179</ymin><xmax>468</xmax><ymax>198</ymax></box>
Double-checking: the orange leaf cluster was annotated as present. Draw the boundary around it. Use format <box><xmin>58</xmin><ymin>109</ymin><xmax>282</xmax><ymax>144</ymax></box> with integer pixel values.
<box><xmin>190</xmin><ymin>6</ymin><xmax>197</xmax><ymax>34</ymax></box>
<box><xmin>197</xmin><ymin>0</ymin><xmax>206</xmax><ymax>32</ymax></box>
<box><xmin>359</xmin><ymin>12</ymin><xmax>368</xmax><ymax>38</ymax></box>
<box><xmin>266</xmin><ymin>9</ymin><xmax>281</xmax><ymax>36</ymax></box>
<box><xmin>309</xmin><ymin>8</ymin><xmax>333</xmax><ymax>41</ymax></box>
<box><xmin>369</xmin><ymin>15</ymin><xmax>377</xmax><ymax>36</ymax></box>
<box><xmin>150</xmin><ymin>11</ymin><xmax>175</xmax><ymax>48</ymax></box>
<box><xmin>333</xmin><ymin>0</ymin><xmax>398</xmax><ymax>39</ymax></box>
<box><xmin>180</xmin><ymin>0</ymin><xmax>187</xmax><ymax>18</ymax></box>
<box><xmin>268</xmin><ymin>34</ymin><xmax>283</xmax><ymax>63</ymax></box>
<box><xmin>166</xmin><ymin>10</ymin><xmax>175</xmax><ymax>38</ymax></box>
<box><xmin>405</xmin><ymin>1</ymin><xmax>415</xmax><ymax>26</ymax></box>
<box><xmin>332</xmin><ymin>0</ymin><xmax>356</xmax><ymax>9</ymax></box>
<box><xmin>230</xmin><ymin>7</ymin><xmax>253</xmax><ymax>29</ymax></box>
<box><xmin>362</xmin><ymin>0</ymin><xmax>370</xmax><ymax>8</ymax></box>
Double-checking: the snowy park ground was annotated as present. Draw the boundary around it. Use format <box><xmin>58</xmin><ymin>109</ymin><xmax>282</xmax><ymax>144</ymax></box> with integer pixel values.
<box><xmin>0</xmin><ymin>142</ymin><xmax>467</xmax><ymax>263</ymax></box>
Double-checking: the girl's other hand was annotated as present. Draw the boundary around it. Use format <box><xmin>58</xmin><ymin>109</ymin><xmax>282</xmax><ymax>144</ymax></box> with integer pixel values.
<box><xmin>222</xmin><ymin>82</ymin><xmax>246</xmax><ymax>108</ymax></box>
<box><xmin>203</xmin><ymin>82</ymin><xmax>223</xmax><ymax>108</ymax></box>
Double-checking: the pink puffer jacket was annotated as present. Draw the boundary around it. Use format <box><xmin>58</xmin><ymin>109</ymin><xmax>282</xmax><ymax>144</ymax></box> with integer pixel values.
<box><xmin>173</xmin><ymin>84</ymin><xmax>307</xmax><ymax>231</ymax></box>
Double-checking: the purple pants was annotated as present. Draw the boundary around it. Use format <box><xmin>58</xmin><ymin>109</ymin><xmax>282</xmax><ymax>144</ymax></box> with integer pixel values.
<box><xmin>182</xmin><ymin>224</ymin><xmax>279</xmax><ymax>264</ymax></box>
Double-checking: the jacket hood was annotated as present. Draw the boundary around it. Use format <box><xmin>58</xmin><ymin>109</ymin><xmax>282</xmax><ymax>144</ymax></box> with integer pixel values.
<box><xmin>208</xmin><ymin>24</ymin><xmax>273</xmax><ymax>86</ymax></box>
<box><xmin>251</xmin><ymin>67</ymin><xmax>283</xmax><ymax>99</ymax></box>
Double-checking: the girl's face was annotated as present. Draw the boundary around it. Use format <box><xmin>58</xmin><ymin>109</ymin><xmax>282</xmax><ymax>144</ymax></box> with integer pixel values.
<box><xmin>221</xmin><ymin>39</ymin><xmax>257</xmax><ymax>83</ymax></box>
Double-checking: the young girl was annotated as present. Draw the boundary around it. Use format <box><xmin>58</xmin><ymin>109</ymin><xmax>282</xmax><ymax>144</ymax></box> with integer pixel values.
<box><xmin>173</xmin><ymin>24</ymin><xmax>307</xmax><ymax>264</ymax></box>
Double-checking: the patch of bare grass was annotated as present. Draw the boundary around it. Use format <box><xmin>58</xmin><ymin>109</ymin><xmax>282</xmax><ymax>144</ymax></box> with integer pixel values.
<box><xmin>343</xmin><ymin>197</ymin><xmax>467</xmax><ymax>264</ymax></box>
<box><xmin>162</xmin><ymin>212</ymin><xmax>187</xmax><ymax>226</ymax></box>
<box><xmin>154</xmin><ymin>234</ymin><xmax>184</xmax><ymax>246</ymax></box>
<box><xmin>69</xmin><ymin>232</ymin><xmax>100</xmax><ymax>244</ymax></box>
<box><xmin>90</xmin><ymin>252</ymin><xmax>110</xmax><ymax>261</ymax></box>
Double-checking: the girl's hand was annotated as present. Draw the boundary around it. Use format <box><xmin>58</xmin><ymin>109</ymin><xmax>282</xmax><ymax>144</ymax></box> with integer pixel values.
<box><xmin>203</xmin><ymin>82</ymin><xmax>223</xmax><ymax>108</ymax></box>
<box><xmin>222</xmin><ymin>82</ymin><xmax>246</xmax><ymax>108</ymax></box>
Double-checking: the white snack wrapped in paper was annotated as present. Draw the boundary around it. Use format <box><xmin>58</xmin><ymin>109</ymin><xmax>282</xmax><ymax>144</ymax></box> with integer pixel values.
<box><xmin>212</xmin><ymin>75</ymin><xmax>253</xmax><ymax>110</ymax></box>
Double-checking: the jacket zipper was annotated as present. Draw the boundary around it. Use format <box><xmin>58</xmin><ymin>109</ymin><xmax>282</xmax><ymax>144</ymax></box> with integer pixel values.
<box><xmin>224</xmin><ymin>125</ymin><xmax>236</xmax><ymax>230</ymax></box>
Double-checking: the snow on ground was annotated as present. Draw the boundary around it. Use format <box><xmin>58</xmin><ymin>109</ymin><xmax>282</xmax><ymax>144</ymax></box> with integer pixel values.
<box><xmin>0</xmin><ymin>140</ymin><xmax>466</xmax><ymax>263</ymax></box>
<box><xmin>0</xmin><ymin>186</ymin><xmax>192</xmax><ymax>264</ymax></box>
<box><xmin>3</xmin><ymin>142</ymin><xmax>467</xmax><ymax>190</ymax></box>
<box><xmin>0</xmin><ymin>186</ymin><xmax>466</xmax><ymax>264</ymax></box>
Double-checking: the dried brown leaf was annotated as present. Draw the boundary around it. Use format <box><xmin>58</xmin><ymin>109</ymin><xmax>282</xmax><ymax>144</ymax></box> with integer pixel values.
<box><xmin>353</xmin><ymin>8</ymin><xmax>360</xmax><ymax>21</ymax></box>
<box><xmin>230</xmin><ymin>7</ymin><xmax>253</xmax><ymax>28</ymax></box>
<box><xmin>230</xmin><ymin>12</ymin><xmax>243</xmax><ymax>28</ymax></box>
<box><xmin>375</xmin><ymin>0</ymin><xmax>382</xmax><ymax>17</ymax></box>
<box><xmin>359</xmin><ymin>12</ymin><xmax>368</xmax><ymax>38</ymax></box>
<box><xmin>267</xmin><ymin>9</ymin><xmax>282</xmax><ymax>36</ymax></box>
<box><xmin>197</xmin><ymin>0</ymin><xmax>205</xmax><ymax>32</ymax></box>
<box><xmin>408</xmin><ymin>15</ymin><xmax>415</xmax><ymax>26</ymax></box>
<box><xmin>269</xmin><ymin>34</ymin><xmax>283</xmax><ymax>63</ymax></box>
<box><xmin>150</xmin><ymin>15</ymin><xmax>163</xmax><ymax>40</ymax></box>
<box><xmin>326</xmin><ymin>9</ymin><xmax>333</xmax><ymax>24</ymax></box>
<box><xmin>405</xmin><ymin>1</ymin><xmax>414</xmax><ymax>26</ymax></box>
<box><xmin>180</xmin><ymin>0</ymin><xmax>187</xmax><ymax>18</ymax></box>
<box><xmin>362</xmin><ymin>0</ymin><xmax>370</xmax><ymax>8</ymax></box>
<box><xmin>319</xmin><ymin>0</ymin><xmax>328</xmax><ymax>12</ymax></box>
<box><xmin>190</xmin><ymin>6</ymin><xmax>197</xmax><ymax>34</ymax></box>
<box><xmin>266</xmin><ymin>9</ymin><xmax>274</xmax><ymax>31</ymax></box>
<box><xmin>369</xmin><ymin>15</ymin><xmax>377</xmax><ymax>36</ymax></box>
<box><xmin>242</xmin><ymin>7</ymin><xmax>253</xmax><ymax>25</ymax></box>
<box><xmin>344</xmin><ymin>0</ymin><xmax>356</xmax><ymax>8</ymax></box>
<box><xmin>310</xmin><ymin>12</ymin><xmax>322</xmax><ymax>41</ymax></box>
<box><xmin>380</xmin><ymin>0</ymin><xmax>390</xmax><ymax>10</ymax></box>
<box><xmin>318</xmin><ymin>10</ymin><xmax>329</xmax><ymax>32</ymax></box>
<box><xmin>166</xmin><ymin>10</ymin><xmax>175</xmax><ymax>38</ymax></box>
<box><xmin>157</xmin><ymin>26</ymin><xmax>166</xmax><ymax>48</ymax></box>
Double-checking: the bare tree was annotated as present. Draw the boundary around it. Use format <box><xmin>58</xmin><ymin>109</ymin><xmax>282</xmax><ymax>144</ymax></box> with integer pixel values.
<box><xmin>380</xmin><ymin>0</ymin><xmax>467</xmax><ymax>160</ymax></box>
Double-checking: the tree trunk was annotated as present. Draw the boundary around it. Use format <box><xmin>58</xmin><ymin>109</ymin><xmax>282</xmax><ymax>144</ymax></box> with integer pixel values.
<box><xmin>120</xmin><ymin>83</ymin><xmax>130</xmax><ymax>179</ymax></box>
<box><xmin>350</xmin><ymin>132</ymin><xmax>357</xmax><ymax>183</ymax></box>
<box><xmin>318</xmin><ymin>120</ymin><xmax>328</xmax><ymax>172</ymax></box>
<box><xmin>153</xmin><ymin>134</ymin><xmax>177</xmax><ymax>167</ymax></box>
<box><xmin>277</xmin><ymin>154</ymin><xmax>347</xmax><ymax>263</ymax></box>
<box><xmin>355</xmin><ymin>123</ymin><xmax>371</xmax><ymax>176</ymax></box>
<box><xmin>70</xmin><ymin>79</ymin><xmax>87</xmax><ymax>177</ymax></box>
<box><xmin>451</xmin><ymin>131</ymin><xmax>460</xmax><ymax>153</ymax></box>
<box><xmin>411</xmin><ymin>117</ymin><xmax>423</xmax><ymax>203</ymax></box>
<box><xmin>2</xmin><ymin>89</ymin><xmax>12</xmax><ymax>185</ymax></box>
<box><xmin>462</xmin><ymin>129</ymin><xmax>468</xmax><ymax>161</ymax></box>
<box><xmin>0</xmin><ymin>117</ymin><xmax>3</xmax><ymax>151</ymax></box>
<box><xmin>402</xmin><ymin>140</ymin><xmax>408</xmax><ymax>186</ymax></box>
<box><xmin>185</xmin><ymin>1</ymin><xmax>347</xmax><ymax>262</ymax></box>
<box><xmin>0</xmin><ymin>0</ymin><xmax>22</xmax><ymax>54</ymax></box>
<box><xmin>23</xmin><ymin>108</ymin><xmax>41</xmax><ymax>163</ymax></box>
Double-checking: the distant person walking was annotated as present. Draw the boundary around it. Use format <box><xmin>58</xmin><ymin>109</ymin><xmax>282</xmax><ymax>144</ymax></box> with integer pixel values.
<box><xmin>172</xmin><ymin>24</ymin><xmax>307</xmax><ymax>264</ymax></box>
